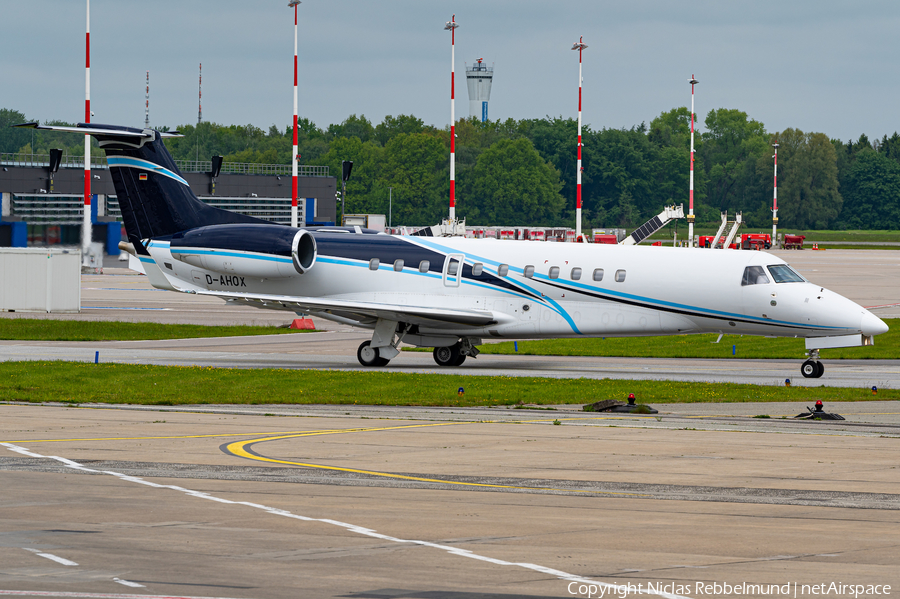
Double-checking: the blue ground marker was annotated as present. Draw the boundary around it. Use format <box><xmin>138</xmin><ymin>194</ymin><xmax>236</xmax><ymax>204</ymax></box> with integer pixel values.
<box><xmin>95</xmin><ymin>351</ymin><xmax>99</xmax><ymax>364</ymax></box>
<box><xmin>514</xmin><ymin>342</ymin><xmax>518</xmax><ymax>352</ymax></box>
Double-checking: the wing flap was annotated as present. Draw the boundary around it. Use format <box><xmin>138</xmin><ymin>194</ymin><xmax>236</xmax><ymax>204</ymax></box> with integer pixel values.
<box><xmin>192</xmin><ymin>289</ymin><xmax>499</xmax><ymax>328</ymax></box>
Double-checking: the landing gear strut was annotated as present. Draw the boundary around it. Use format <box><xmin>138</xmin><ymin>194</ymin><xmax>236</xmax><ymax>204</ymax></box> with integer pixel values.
<box><xmin>801</xmin><ymin>349</ymin><xmax>824</xmax><ymax>378</ymax></box>
<box><xmin>356</xmin><ymin>319</ymin><xmax>409</xmax><ymax>367</ymax></box>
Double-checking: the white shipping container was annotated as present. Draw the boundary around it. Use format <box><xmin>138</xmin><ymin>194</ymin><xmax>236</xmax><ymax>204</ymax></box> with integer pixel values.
<box><xmin>0</xmin><ymin>248</ymin><xmax>81</xmax><ymax>313</ymax></box>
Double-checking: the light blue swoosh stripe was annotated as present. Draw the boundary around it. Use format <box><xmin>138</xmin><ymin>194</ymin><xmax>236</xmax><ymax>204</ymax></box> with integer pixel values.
<box><xmin>107</xmin><ymin>156</ymin><xmax>189</xmax><ymax>186</ymax></box>
<box><xmin>317</xmin><ymin>255</ymin><xmax>582</xmax><ymax>334</ymax></box>
<box><xmin>408</xmin><ymin>237</ymin><xmax>833</xmax><ymax>330</ymax></box>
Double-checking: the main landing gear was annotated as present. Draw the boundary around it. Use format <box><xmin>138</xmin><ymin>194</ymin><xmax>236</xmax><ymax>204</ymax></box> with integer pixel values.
<box><xmin>357</xmin><ymin>340</ymin><xmax>390</xmax><ymax>367</ymax></box>
<box><xmin>800</xmin><ymin>349</ymin><xmax>824</xmax><ymax>379</ymax></box>
<box><xmin>354</xmin><ymin>319</ymin><xmax>481</xmax><ymax>368</ymax></box>
<box><xmin>355</xmin><ymin>319</ymin><xmax>406</xmax><ymax>367</ymax></box>
<box><xmin>433</xmin><ymin>338</ymin><xmax>479</xmax><ymax>367</ymax></box>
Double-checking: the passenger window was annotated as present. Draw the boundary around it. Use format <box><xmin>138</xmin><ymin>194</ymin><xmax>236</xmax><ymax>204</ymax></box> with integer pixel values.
<box><xmin>741</xmin><ymin>265</ymin><xmax>770</xmax><ymax>286</ymax></box>
<box><xmin>593</xmin><ymin>268</ymin><xmax>604</xmax><ymax>282</ymax></box>
<box><xmin>548</xmin><ymin>266</ymin><xmax>560</xmax><ymax>279</ymax></box>
<box><xmin>419</xmin><ymin>260</ymin><xmax>430</xmax><ymax>273</ymax></box>
<box><xmin>524</xmin><ymin>265</ymin><xmax>535</xmax><ymax>278</ymax></box>
<box><xmin>393</xmin><ymin>259</ymin><xmax>404</xmax><ymax>272</ymax></box>
<box><xmin>447</xmin><ymin>260</ymin><xmax>459</xmax><ymax>276</ymax></box>
<box><xmin>571</xmin><ymin>267</ymin><xmax>582</xmax><ymax>281</ymax></box>
<box><xmin>472</xmin><ymin>263</ymin><xmax>483</xmax><ymax>276</ymax></box>
<box><xmin>498</xmin><ymin>264</ymin><xmax>509</xmax><ymax>277</ymax></box>
<box><xmin>615</xmin><ymin>269</ymin><xmax>626</xmax><ymax>282</ymax></box>
<box><xmin>369</xmin><ymin>258</ymin><xmax>380</xmax><ymax>271</ymax></box>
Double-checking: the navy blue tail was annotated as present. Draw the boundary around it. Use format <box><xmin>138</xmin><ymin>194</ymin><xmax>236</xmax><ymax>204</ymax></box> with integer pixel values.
<box><xmin>12</xmin><ymin>121</ymin><xmax>271</xmax><ymax>254</ymax></box>
<box><xmin>89</xmin><ymin>124</ymin><xmax>265</xmax><ymax>248</ymax></box>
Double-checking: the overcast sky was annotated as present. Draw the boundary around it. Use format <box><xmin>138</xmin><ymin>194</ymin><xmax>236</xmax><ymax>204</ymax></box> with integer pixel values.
<box><xmin>2</xmin><ymin>1</ymin><xmax>898</xmax><ymax>142</ymax></box>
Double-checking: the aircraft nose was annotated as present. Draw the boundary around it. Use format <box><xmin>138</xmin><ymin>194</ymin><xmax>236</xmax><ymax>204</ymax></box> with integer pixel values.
<box><xmin>861</xmin><ymin>311</ymin><xmax>889</xmax><ymax>337</ymax></box>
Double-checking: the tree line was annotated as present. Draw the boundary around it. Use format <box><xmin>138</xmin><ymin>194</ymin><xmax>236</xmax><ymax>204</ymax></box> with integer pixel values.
<box><xmin>3</xmin><ymin>106</ymin><xmax>899</xmax><ymax>230</ymax></box>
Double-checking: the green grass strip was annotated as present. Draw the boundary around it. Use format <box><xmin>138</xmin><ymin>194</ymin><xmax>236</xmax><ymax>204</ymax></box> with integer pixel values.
<box><xmin>0</xmin><ymin>320</ymin><xmax>309</xmax><ymax>342</ymax></box>
<box><xmin>645</xmin><ymin>229</ymin><xmax>900</xmax><ymax>243</ymax></box>
<box><xmin>478</xmin><ymin>319</ymin><xmax>899</xmax><ymax>359</ymax></box>
<box><xmin>0</xmin><ymin>361</ymin><xmax>894</xmax><ymax>406</ymax></box>
<box><xmin>2</xmin><ymin>319</ymin><xmax>894</xmax><ymax>361</ymax></box>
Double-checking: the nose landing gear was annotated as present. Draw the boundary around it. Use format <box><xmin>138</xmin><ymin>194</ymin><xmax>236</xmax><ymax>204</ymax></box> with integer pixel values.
<box><xmin>801</xmin><ymin>349</ymin><xmax>824</xmax><ymax>378</ymax></box>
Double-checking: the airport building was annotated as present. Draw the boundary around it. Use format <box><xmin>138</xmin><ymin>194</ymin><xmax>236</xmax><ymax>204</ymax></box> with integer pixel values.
<box><xmin>466</xmin><ymin>59</ymin><xmax>494</xmax><ymax>122</ymax></box>
<box><xmin>0</xmin><ymin>153</ymin><xmax>337</xmax><ymax>253</ymax></box>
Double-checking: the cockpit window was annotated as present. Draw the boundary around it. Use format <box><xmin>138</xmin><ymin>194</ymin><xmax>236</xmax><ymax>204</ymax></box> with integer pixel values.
<box><xmin>741</xmin><ymin>265</ymin><xmax>770</xmax><ymax>286</ymax></box>
<box><xmin>767</xmin><ymin>264</ymin><xmax>805</xmax><ymax>283</ymax></box>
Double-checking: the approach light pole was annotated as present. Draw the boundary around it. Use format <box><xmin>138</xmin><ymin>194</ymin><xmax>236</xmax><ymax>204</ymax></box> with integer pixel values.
<box><xmin>688</xmin><ymin>75</ymin><xmax>698</xmax><ymax>248</ymax></box>
<box><xmin>444</xmin><ymin>15</ymin><xmax>459</xmax><ymax>223</ymax></box>
<box><xmin>772</xmin><ymin>142</ymin><xmax>779</xmax><ymax>244</ymax></box>
<box><xmin>572</xmin><ymin>36</ymin><xmax>587</xmax><ymax>241</ymax></box>
<box><xmin>289</xmin><ymin>0</ymin><xmax>301</xmax><ymax>228</ymax></box>
<box><xmin>83</xmin><ymin>0</ymin><xmax>92</xmax><ymax>268</ymax></box>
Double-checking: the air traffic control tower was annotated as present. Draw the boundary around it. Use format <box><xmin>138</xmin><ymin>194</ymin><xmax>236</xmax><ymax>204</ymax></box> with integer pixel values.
<box><xmin>466</xmin><ymin>58</ymin><xmax>493</xmax><ymax>122</ymax></box>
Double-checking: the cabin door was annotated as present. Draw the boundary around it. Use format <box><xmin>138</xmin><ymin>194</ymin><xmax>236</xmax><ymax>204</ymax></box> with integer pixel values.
<box><xmin>442</xmin><ymin>254</ymin><xmax>464</xmax><ymax>288</ymax></box>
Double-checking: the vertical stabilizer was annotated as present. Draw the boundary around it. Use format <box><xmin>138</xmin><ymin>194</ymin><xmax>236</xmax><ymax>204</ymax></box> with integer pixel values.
<box><xmin>14</xmin><ymin>122</ymin><xmax>266</xmax><ymax>252</ymax></box>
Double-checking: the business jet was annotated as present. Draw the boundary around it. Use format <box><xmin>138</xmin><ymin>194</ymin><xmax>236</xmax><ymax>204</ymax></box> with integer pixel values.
<box><xmin>16</xmin><ymin>122</ymin><xmax>888</xmax><ymax>378</ymax></box>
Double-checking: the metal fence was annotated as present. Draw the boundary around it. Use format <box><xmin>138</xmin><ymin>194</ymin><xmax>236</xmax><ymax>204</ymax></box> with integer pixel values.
<box><xmin>1</xmin><ymin>153</ymin><xmax>328</xmax><ymax>176</ymax></box>
<box><xmin>107</xmin><ymin>196</ymin><xmax>298</xmax><ymax>225</ymax></box>
<box><xmin>0</xmin><ymin>152</ymin><xmax>107</xmax><ymax>169</ymax></box>
<box><xmin>12</xmin><ymin>194</ymin><xmax>299</xmax><ymax>226</ymax></box>
<box><xmin>10</xmin><ymin>195</ymin><xmax>86</xmax><ymax>225</ymax></box>
<box><xmin>173</xmin><ymin>160</ymin><xmax>329</xmax><ymax>177</ymax></box>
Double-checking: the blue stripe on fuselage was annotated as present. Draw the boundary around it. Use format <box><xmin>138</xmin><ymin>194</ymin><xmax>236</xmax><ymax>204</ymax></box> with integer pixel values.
<box><xmin>404</xmin><ymin>237</ymin><xmax>835</xmax><ymax>331</ymax></box>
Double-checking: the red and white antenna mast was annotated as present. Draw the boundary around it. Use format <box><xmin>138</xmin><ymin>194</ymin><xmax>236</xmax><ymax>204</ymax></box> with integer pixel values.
<box><xmin>772</xmin><ymin>142</ymin><xmax>779</xmax><ymax>243</ymax></box>
<box><xmin>289</xmin><ymin>0</ymin><xmax>301</xmax><ymax>228</ymax></box>
<box><xmin>83</xmin><ymin>0</ymin><xmax>92</xmax><ymax>267</ymax></box>
<box><xmin>444</xmin><ymin>15</ymin><xmax>459</xmax><ymax>223</ymax></box>
<box><xmin>145</xmin><ymin>70</ymin><xmax>150</xmax><ymax>129</ymax></box>
<box><xmin>198</xmin><ymin>63</ymin><xmax>202</xmax><ymax>125</ymax></box>
<box><xmin>571</xmin><ymin>36</ymin><xmax>587</xmax><ymax>241</ymax></box>
<box><xmin>688</xmin><ymin>75</ymin><xmax>698</xmax><ymax>247</ymax></box>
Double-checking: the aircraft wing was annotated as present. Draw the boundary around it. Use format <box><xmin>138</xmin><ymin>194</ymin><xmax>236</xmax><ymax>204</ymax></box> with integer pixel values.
<box><xmin>190</xmin><ymin>289</ymin><xmax>499</xmax><ymax>329</ymax></box>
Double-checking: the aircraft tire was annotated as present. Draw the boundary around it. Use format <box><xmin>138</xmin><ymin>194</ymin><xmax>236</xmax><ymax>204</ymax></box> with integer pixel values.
<box><xmin>433</xmin><ymin>345</ymin><xmax>461</xmax><ymax>367</ymax></box>
<box><xmin>453</xmin><ymin>352</ymin><xmax>467</xmax><ymax>366</ymax></box>
<box><xmin>815</xmin><ymin>361</ymin><xmax>825</xmax><ymax>378</ymax></box>
<box><xmin>801</xmin><ymin>360</ymin><xmax>819</xmax><ymax>378</ymax></box>
<box><xmin>357</xmin><ymin>341</ymin><xmax>388</xmax><ymax>367</ymax></box>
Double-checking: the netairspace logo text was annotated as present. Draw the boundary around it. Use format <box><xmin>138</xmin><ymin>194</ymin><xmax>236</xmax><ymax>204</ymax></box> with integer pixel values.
<box><xmin>567</xmin><ymin>581</ymin><xmax>892</xmax><ymax>599</ymax></box>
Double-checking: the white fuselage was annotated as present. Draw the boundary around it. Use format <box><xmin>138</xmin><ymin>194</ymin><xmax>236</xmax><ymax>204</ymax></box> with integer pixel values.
<box><xmin>143</xmin><ymin>233</ymin><xmax>886</xmax><ymax>343</ymax></box>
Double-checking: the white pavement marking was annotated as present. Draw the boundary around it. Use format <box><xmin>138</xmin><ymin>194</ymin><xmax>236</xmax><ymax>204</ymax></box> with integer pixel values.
<box><xmin>2</xmin><ymin>442</ymin><xmax>690</xmax><ymax>599</ymax></box>
<box><xmin>111</xmin><ymin>580</ymin><xmax>144</xmax><ymax>589</ymax></box>
<box><xmin>23</xmin><ymin>548</ymin><xmax>78</xmax><ymax>566</ymax></box>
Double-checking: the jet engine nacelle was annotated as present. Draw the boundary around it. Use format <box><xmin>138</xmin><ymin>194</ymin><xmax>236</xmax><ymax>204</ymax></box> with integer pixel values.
<box><xmin>169</xmin><ymin>224</ymin><xmax>316</xmax><ymax>278</ymax></box>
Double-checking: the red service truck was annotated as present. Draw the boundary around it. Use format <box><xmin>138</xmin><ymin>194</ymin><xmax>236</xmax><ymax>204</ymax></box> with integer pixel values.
<box><xmin>740</xmin><ymin>233</ymin><xmax>771</xmax><ymax>250</ymax></box>
<box><xmin>699</xmin><ymin>235</ymin><xmax>739</xmax><ymax>249</ymax></box>
<box><xmin>593</xmin><ymin>233</ymin><xmax>618</xmax><ymax>244</ymax></box>
<box><xmin>782</xmin><ymin>234</ymin><xmax>806</xmax><ymax>249</ymax></box>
